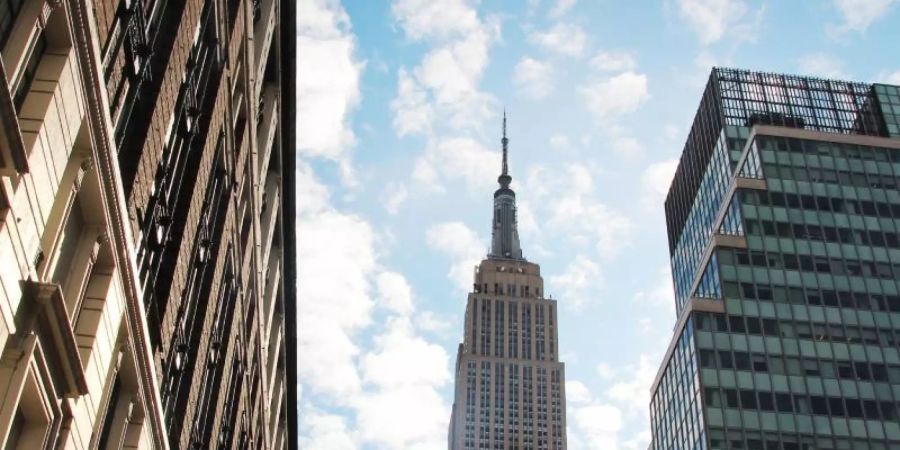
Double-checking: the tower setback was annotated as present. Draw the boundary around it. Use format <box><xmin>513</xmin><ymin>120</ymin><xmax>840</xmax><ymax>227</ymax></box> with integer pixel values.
<box><xmin>449</xmin><ymin>116</ymin><xmax>567</xmax><ymax>450</ymax></box>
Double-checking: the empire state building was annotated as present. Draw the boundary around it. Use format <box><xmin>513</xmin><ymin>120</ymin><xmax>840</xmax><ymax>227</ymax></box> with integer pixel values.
<box><xmin>448</xmin><ymin>116</ymin><xmax>567</xmax><ymax>450</ymax></box>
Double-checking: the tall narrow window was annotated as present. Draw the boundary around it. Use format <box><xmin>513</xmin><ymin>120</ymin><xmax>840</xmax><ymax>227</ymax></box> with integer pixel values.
<box><xmin>0</xmin><ymin>0</ymin><xmax>24</xmax><ymax>50</ymax></box>
<box><xmin>13</xmin><ymin>32</ymin><xmax>46</xmax><ymax>112</ymax></box>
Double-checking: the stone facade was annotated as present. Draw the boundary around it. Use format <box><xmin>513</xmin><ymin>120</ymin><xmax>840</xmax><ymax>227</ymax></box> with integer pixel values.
<box><xmin>0</xmin><ymin>0</ymin><xmax>295</xmax><ymax>448</ymax></box>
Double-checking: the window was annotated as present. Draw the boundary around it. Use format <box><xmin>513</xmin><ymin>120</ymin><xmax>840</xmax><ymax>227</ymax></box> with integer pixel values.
<box><xmin>13</xmin><ymin>32</ymin><xmax>47</xmax><ymax>112</ymax></box>
<box><xmin>751</xmin><ymin>354</ymin><xmax>768</xmax><ymax>372</ymax></box>
<box><xmin>0</xmin><ymin>0</ymin><xmax>24</xmax><ymax>49</ymax></box>
<box><xmin>725</xmin><ymin>389</ymin><xmax>739</xmax><ymax>408</ymax></box>
<box><xmin>718</xmin><ymin>351</ymin><xmax>734</xmax><ymax>369</ymax></box>
<box><xmin>758</xmin><ymin>392</ymin><xmax>774</xmax><ymax>411</ymax></box>
<box><xmin>776</xmin><ymin>393</ymin><xmax>793</xmax><ymax>412</ymax></box>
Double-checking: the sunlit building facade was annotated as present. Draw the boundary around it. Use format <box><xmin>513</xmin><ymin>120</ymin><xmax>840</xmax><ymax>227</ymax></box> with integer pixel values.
<box><xmin>448</xmin><ymin>117</ymin><xmax>567</xmax><ymax>450</ymax></box>
<box><xmin>0</xmin><ymin>0</ymin><xmax>296</xmax><ymax>448</ymax></box>
<box><xmin>650</xmin><ymin>68</ymin><xmax>900</xmax><ymax>450</ymax></box>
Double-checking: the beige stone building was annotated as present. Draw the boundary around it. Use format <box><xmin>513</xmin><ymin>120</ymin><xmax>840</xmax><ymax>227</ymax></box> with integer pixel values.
<box><xmin>449</xmin><ymin>118</ymin><xmax>567</xmax><ymax>450</ymax></box>
<box><xmin>0</xmin><ymin>0</ymin><xmax>296</xmax><ymax>448</ymax></box>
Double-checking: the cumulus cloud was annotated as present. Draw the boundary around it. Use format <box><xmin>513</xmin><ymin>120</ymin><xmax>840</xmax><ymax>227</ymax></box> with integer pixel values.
<box><xmin>549</xmin><ymin>255</ymin><xmax>602</xmax><ymax>309</ymax></box>
<box><xmin>798</xmin><ymin>53</ymin><xmax>848</xmax><ymax>79</ymax></box>
<box><xmin>676</xmin><ymin>0</ymin><xmax>763</xmax><ymax>45</ymax></box>
<box><xmin>300</xmin><ymin>411</ymin><xmax>357</xmax><ymax>450</ymax></box>
<box><xmin>298</xmin><ymin>0</ymin><xmax>364</xmax><ymax>182</ymax></box>
<box><xmin>549</xmin><ymin>134</ymin><xmax>570</xmax><ymax>150</ymax></box>
<box><xmin>829</xmin><ymin>0</ymin><xmax>897</xmax><ymax>34</ymax></box>
<box><xmin>633</xmin><ymin>265</ymin><xmax>677</xmax><ymax>314</ymax></box>
<box><xmin>566</xmin><ymin>379</ymin><xmax>593</xmax><ymax>404</ymax></box>
<box><xmin>607</xmin><ymin>354</ymin><xmax>659</xmax><ymax>415</ymax></box>
<box><xmin>590</xmin><ymin>51</ymin><xmax>637</xmax><ymax>73</ymax></box>
<box><xmin>376</xmin><ymin>272</ymin><xmax>415</xmax><ymax>315</ymax></box>
<box><xmin>580</xmin><ymin>71</ymin><xmax>650</xmax><ymax>120</ymax></box>
<box><xmin>426</xmin><ymin>222</ymin><xmax>486</xmax><ymax>291</ymax></box>
<box><xmin>298</xmin><ymin>148</ymin><xmax>450</xmax><ymax>450</ymax></box>
<box><xmin>528</xmin><ymin>165</ymin><xmax>633</xmax><ymax>259</ymax></box>
<box><xmin>391</xmin><ymin>0</ymin><xmax>484</xmax><ymax>40</ymax></box>
<box><xmin>382</xmin><ymin>182</ymin><xmax>409</xmax><ymax>215</ymax></box>
<box><xmin>613</xmin><ymin>136</ymin><xmax>644</xmax><ymax>161</ymax></box>
<box><xmin>640</xmin><ymin>158</ymin><xmax>679</xmax><ymax>210</ymax></box>
<box><xmin>572</xmin><ymin>404</ymin><xmax>624</xmax><ymax>450</ymax></box>
<box><xmin>877</xmin><ymin>70</ymin><xmax>900</xmax><ymax>85</ymax></box>
<box><xmin>391</xmin><ymin>0</ymin><xmax>498</xmax><ymax>135</ymax></box>
<box><xmin>392</xmin><ymin>69</ymin><xmax>434</xmax><ymax>137</ymax></box>
<box><xmin>530</xmin><ymin>23</ymin><xmax>588</xmax><ymax>57</ymax></box>
<box><xmin>298</xmin><ymin>169</ymin><xmax>376</xmax><ymax>398</ymax></box>
<box><xmin>514</xmin><ymin>56</ymin><xmax>555</xmax><ymax>99</ymax></box>
<box><xmin>413</xmin><ymin>137</ymin><xmax>499</xmax><ymax>193</ymax></box>
<box><xmin>550</xmin><ymin>0</ymin><xmax>577</xmax><ymax>17</ymax></box>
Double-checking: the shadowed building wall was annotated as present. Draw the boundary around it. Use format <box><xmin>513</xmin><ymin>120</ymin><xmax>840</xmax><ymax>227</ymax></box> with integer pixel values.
<box><xmin>0</xmin><ymin>0</ymin><xmax>296</xmax><ymax>448</ymax></box>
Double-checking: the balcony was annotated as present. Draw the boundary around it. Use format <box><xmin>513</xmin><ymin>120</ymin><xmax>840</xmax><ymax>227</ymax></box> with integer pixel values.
<box><xmin>260</xmin><ymin>174</ymin><xmax>281</xmax><ymax>268</ymax></box>
<box><xmin>255</xmin><ymin>84</ymin><xmax>279</xmax><ymax>179</ymax></box>
<box><xmin>253</xmin><ymin>0</ymin><xmax>277</xmax><ymax>100</ymax></box>
<box><xmin>262</xmin><ymin>247</ymin><xmax>281</xmax><ymax>338</ymax></box>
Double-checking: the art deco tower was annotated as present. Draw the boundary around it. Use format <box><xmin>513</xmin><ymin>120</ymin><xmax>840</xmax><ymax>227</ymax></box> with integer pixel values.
<box><xmin>449</xmin><ymin>116</ymin><xmax>567</xmax><ymax>450</ymax></box>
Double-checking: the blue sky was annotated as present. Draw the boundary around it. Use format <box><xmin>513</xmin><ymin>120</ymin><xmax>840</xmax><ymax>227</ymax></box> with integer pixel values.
<box><xmin>296</xmin><ymin>1</ymin><xmax>900</xmax><ymax>448</ymax></box>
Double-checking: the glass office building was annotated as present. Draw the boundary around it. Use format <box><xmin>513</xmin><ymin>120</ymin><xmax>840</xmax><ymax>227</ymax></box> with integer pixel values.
<box><xmin>650</xmin><ymin>68</ymin><xmax>900</xmax><ymax>450</ymax></box>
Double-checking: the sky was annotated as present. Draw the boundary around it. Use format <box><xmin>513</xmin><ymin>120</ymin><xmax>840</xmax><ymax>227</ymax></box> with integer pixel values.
<box><xmin>296</xmin><ymin>1</ymin><xmax>900</xmax><ymax>448</ymax></box>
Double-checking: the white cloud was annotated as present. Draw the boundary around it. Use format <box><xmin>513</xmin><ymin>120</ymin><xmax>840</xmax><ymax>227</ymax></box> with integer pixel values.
<box><xmin>607</xmin><ymin>354</ymin><xmax>658</xmax><ymax>415</ymax></box>
<box><xmin>300</xmin><ymin>411</ymin><xmax>357</xmax><ymax>450</ymax></box>
<box><xmin>298</xmin><ymin>0</ymin><xmax>364</xmax><ymax>181</ymax></box>
<box><xmin>633</xmin><ymin>266</ymin><xmax>677</xmax><ymax>319</ymax></box>
<box><xmin>514</xmin><ymin>57</ymin><xmax>555</xmax><ymax>99</ymax></box>
<box><xmin>549</xmin><ymin>254</ymin><xmax>602</xmax><ymax>309</ymax></box>
<box><xmin>391</xmin><ymin>0</ymin><xmax>484</xmax><ymax>40</ymax></box>
<box><xmin>549</xmin><ymin>134</ymin><xmax>570</xmax><ymax>150</ymax></box>
<box><xmin>528</xmin><ymin>165</ymin><xmax>633</xmax><ymax>259</ymax></box>
<box><xmin>590</xmin><ymin>51</ymin><xmax>637</xmax><ymax>73</ymax></box>
<box><xmin>383</xmin><ymin>182</ymin><xmax>409</xmax><ymax>215</ymax></box>
<box><xmin>298</xmin><ymin>177</ymin><xmax>377</xmax><ymax>398</ymax></box>
<box><xmin>572</xmin><ymin>404</ymin><xmax>624</xmax><ymax>450</ymax></box>
<box><xmin>798</xmin><ymin>53</ymin><xmax>847</xmax><ymax>79</ymax></box>
<box><xmin>361</xmin><ymin>318</ymin><xmax>449</xmax><ymax>389</ymax></box>
<box><xmin>391</xmin><ymin>0</ymin><xmax>498</xmax><ymax>134</ymax></box>
<box><xmin>426</xmin><ymin>222</ymin><xmax>486</xmax><ymax>291</ymax></box>
<box><xmin>357</xmin><ymin>317</ymin><xmax>450</xmax><ymax>449</ymax></box>
<box><xmin>596</xmin><ymin>362</ymin><xmax>616</xmax><ymax>380</ymax></box>
<box><xmin>567</xmin><ymin>380</ymin><xmax>593</xmax><ymax>404</ymax></box>
<box><xmin>413</xmin><ymin>137</ymin><xmax>499</xmax><ymax>193</ymax></box>
<box><xmin>376</xmin><ymin>272</ymin><xmax>415</xmax><ymax>315</ymax></box>
<box><xmin>580</xmin><ymin>71</ymin><xmax>650</xmax><ymax>119</ymax></box>
<box><xmin>298</xmin><ymin>164</ymin><xmax>451</xmax><ymax>449</ymax></box>
<box><xmin>415</xmin><ymin>310</ymin><xmax>453</xmax><ymax>334</ymax></box>
<box><xmin>530</xmin><ymin>23</ymin><xmax>588</xmax><ymax>57</ymax></box>
<box><xmin>676</xmin><ymin>0</ymin><xmax>757</xmax><ymax>45</ymax></box>
<box><xmin>612</xmin><ymin>136</ymin><xmax>644</xmax><ymax>161</ymax></box>
<box><xmin>550</xmin><ymin>0</ymin><xmax>577</xmax><ymax>17</ymax></box>
<box><xmin>829</xmin><ymin>0</ymin><xmax>897</xmax><ymax>34</ymax></box>
<box><xmin>877</xmin><ymin>70</ymin><xmax>900</xmax><ymax>85</ymax></box>
<box><xmin>640</xmin><ymin>158</ymin><xmax>679</xmax><ymax>209</ymax></box>
<box><xmin>392</xmin><ymin>69</ymin><xmax>434</xmax><ymax>137</ymax></box>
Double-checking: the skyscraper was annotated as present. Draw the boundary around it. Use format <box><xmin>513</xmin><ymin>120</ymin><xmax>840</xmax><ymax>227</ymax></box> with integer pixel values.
<box><xmin>0</xmin><ymin>0</ymin><xmax>295</xmax><ymax>448</ymax></box>
<box><xmin>449</xmin><ymin>116</ymin><xmax>567</xmax><ymax>450</ymax></box>
<box><xmin>650</xmin><ymin>68</ymin><xmax>900</xmax><ymax>450</ymax></box>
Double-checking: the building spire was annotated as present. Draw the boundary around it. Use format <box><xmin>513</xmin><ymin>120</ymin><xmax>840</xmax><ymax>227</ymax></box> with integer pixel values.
<box><xmin>490</xmin><ymin>111</ymin><xmax>523</xmax><ymax>260</ymax></box>
<box><xmin>499</xmin><ymin>109</ymin><xmax>512</xmax><ymax>188</ymax></box>
<box><xmin>502</xmin><ymin>109</ymin><xmax>508</xmax><ymax>175</ymax></box>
